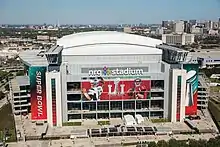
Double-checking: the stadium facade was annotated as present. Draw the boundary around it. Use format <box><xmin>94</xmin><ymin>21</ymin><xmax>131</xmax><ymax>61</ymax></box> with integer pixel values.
<box><xmin>19</xmin><ymin>31</ymin><xmax>198</xmax><ymax>127</ymax></box>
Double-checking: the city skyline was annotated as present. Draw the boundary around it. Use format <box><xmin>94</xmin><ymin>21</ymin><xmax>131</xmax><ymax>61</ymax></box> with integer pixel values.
<box><xmin>0</xmin><ymin>0</ymin><xmax>220</xmax><ymax>24</ymax></box>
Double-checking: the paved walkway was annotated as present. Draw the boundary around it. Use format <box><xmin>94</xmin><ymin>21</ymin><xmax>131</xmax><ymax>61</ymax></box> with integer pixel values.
<box><xmin>0</xmin><ymin>97</ymin><xmax>8</xmax><ymax>110</ymax></box>
<box><xmin>7</xmin><ymin>133</ymin><xmax>218</xmax><ymax>147</ymax></box>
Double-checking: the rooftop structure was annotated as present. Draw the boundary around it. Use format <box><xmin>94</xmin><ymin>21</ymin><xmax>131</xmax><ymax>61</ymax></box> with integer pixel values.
<box><xmin>190</xmin><ymin>49</ymin><xmax>220</xmax><ymax>68</ymax></box>
<box><xmin>156</xmin><ymin>44</ymin><xmax>189</xmax><ymax>63</ymax></box>
<box><xmin>61</xmin><ymin>44</ymin><xmax>162</xmax><ymax>56</ymax></box>
<box><xmin>57</xmin><ymin>31</ymin><xmax>162</xmax><ymax>49</ymax></box>
<box><xmin>19</xmin><ymin>50</ymin><xmax>48</xmax><ymax>66</ymax></box>
<box><xmin>157</xmin><ymin>44</ymin><xmax>188</xmax><ymax>53</ymax></box>
<box><xmin>191</xmin><ymin>49</ymin><xmax>220</xmax><ymax>59</ymax></box>
<box><xmin>57</xmin><ymin>31</ymin><xmax>163</xmax><ymax>56</ymax></box>
<box><xmin>20</xmin><ymin>31</ymin><xmax>163</xmax><ymax>66</ymax></box>
<box><xmin>46</xmin><ymin>45</ymin><xmax>63</xmax><ymax>54</ymax></box>
<box><xmin>10</xmin><ymin>76</ymin><xmax>30</xmax><ymax>92</ymax></box>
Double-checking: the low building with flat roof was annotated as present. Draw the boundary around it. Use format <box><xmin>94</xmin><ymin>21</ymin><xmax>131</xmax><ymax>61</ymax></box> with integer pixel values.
<box><xmin>190</xmin><ymin>49</ymin><xmax>220</xmax><ymax>68</ymax></box>
<box><xmin>9</xmin><ymin>76</ymin><xmax>30</xmax><ymax>115</ymax></box>
<box><xmin>162</xmin><ymin>33</ymin><xmax>195</xmax><ymax>45</ymax></box>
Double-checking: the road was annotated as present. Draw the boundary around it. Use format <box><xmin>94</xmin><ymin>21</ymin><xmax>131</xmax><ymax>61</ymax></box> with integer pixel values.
<box><xmin>0</xmin><ymin>74</ymin><xmax>16</xmax><ymax>110</ymax></box>
<box><xmin>0</xmin><ymin>97</ymin><xmax>8</xmax><ymax>110</ymax></box>
<box><xmin>0</xmin><ymin>81</ymin><xmax>9</xmax><ymax>92</ymax></box>
<box><xmin>6</xmin><ymin>133</ymin><xmax>218</xmax><ymax>147</ymax></box>
<box><xmin>0</xmin><ymin>66</ymin><xmax>24</xmax><ymax>71</ymax></box>
<box><xmin>0</xmin><ymin>81</ymin><xmax>11</xmax><ymax>110</ymax></box>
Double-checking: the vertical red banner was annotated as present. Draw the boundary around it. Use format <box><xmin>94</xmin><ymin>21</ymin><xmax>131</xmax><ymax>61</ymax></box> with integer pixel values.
<box><xmin>29</xmin><ymin>66</ymin><xmax>47</xmax><ymax>120</ymax></box>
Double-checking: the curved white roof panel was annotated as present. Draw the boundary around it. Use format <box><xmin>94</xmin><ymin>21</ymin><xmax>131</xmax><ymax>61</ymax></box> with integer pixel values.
<box><xmin>57</xmin><ymin>31</ymin><xmax>162</xmax><ymax>56</ymax></box>
<box><xmin>62</xmin><ymin>44</ymin><xmax>162</xmax><ymax>56</ymax></box>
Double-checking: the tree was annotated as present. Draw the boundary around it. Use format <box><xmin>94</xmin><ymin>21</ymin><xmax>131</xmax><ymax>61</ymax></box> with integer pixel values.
<box><xmin>135</xmin><ymin>136</ymin><xmax>220</xmax><ymax>147</ymax></box>
<box><xmin>8</xmin><ymin>73</ymin><xmax>13</xmax><ymax>77</ymax></box>
<box><xmin>207</xmin><ymin>137</ymin><xmax>219</xmax><ymax>147</ymax></box>
<box><xmin>157</xmin><ymin>140</ymin><xmax>168</xmax><ymax>147</ymax></box>
<box><xmin>0</xmin><ymin>91</ymin><xmax>5</xmax><ymax>100</ymax></box>
<box><xmin>5</xmin><ymin>84</ymin><xmax>9</xmax><ymax>91</ymax></box>
<box><xmin>168</xmin><ymin>138</ymin><xmax>180</xmax><ymax>147</ymax></box>
<box><xmin>197</xmin><ymin>139</ymin><xmax>207</xmax><ymax>147</ymax></box>
<box><xmin>0</xmin><ymin>70</ymin><xmax>8</xmax><ymax>80</ymax></box>
<box><xmin>16</xmin><ymin>71</ymin><xmax>24</xmax><ymax>76</ymax></box>
<box><xmin>189</xmin><ymin>139</ymin><xmax>199</xmax><ymax>147</ymax></box>
<box><xmin>148</xmin><ymin>141</ymin><xmax>158</xmax><ymax>147</ymax></box>
<box><xmin>178</xmin><ymin>140</ymin><xmax>189</xmax><ymax>147</ymax></box>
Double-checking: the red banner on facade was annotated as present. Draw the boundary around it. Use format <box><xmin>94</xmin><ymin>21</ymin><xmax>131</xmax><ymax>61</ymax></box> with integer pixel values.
<box><xmin>81</xmin><ymin>77</ymin><xmax>151</xmax><ymax>101</ymax></box>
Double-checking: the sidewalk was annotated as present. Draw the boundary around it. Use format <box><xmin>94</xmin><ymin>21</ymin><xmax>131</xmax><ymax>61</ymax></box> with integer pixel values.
<box><xmin>0</xmin><ymin>97</ymin><xmax>8</xmax><ymax>110</ymax></box>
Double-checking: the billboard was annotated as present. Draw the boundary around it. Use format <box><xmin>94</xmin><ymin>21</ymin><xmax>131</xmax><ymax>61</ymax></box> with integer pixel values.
<box><xmin>29</xmin><ymin>66</ymin><xmax>47</xmax><ymax>120</ymax></box>
<box><xmin>81</xmin><ymin>77</ymin><xmax>151</xmax><ymax>101</ymax></box>
<box><xmin>183</xmin><ymin>64</ymin><xmax>199</xmax><ymax>116</ymax></box>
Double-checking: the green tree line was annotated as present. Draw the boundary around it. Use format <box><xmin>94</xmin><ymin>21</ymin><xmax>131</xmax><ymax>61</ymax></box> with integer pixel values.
<box><xmin>137</xmin><ymin>137</ymin><xmax>220</xmax><ymax>147</ymax></box>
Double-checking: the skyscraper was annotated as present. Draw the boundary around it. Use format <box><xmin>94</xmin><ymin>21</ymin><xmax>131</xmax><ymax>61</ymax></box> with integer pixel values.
<box><xmin>174</xmin><ymin>20</ymin><xmax>185</xmax><ymax>34</ymax></box>
<box><xmin>162</xmin><ymin>21</ymin><xmax>169</xmax><ymax>28</ymax></box>
<box><xmin>189</xmin><ymin>20</ymin><xmax>197</xmax><ymax>25</ymax></box>
<box><xmin>184</xmin><ymin>22</ymin><xmax>191</xmax><ymax>33</ymax></box>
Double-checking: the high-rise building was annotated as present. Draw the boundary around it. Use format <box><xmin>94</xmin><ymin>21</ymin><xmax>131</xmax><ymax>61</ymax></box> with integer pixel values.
<box><xmin>189</xmin><ymin>20</ymin><xmax>197</xmax><ymax>25</ymax></box>
<box><xmin>174</xmin><ymin>21</ymin><xmax>185</xmax><ymax>34</ymax></box>
<box><xmin>212</xmin><ymin>22</ymin><xmax>219</xmax><ymax>30</ymax></box>
<box><xmin>156</xmin><ymin>27</ymin><xmax>164</xmax><ymax>35</ymax></box>
<box><xmin>184</xmin><ymin>21</ymin><xmax>191</xmax><ymax>33</ymax></box>
<box><xmin>162</xmin><ymin>21</ymin><xmax>169</xmax><ymax>28</ymax></box>
<box><xmin>219</xmin><ymin>18</ymin><xmax>220</xmax><ymax>29</ymax></box>
<box><xmin>204</xmin><ymin>21</ymin><xmax>212</xmax><ymax>29</ymax></box>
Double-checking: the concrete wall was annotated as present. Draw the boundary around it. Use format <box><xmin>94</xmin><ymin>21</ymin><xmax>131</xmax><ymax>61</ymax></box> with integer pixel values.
<box><xmin>46</xmin><ymin>72</ymin><xmax>62</xmax><ymax>127</ymax></box>
<box><xmin>170</xmin><ymin>69</ymin><xmax>186</xmax><ymax>122</ymax></box>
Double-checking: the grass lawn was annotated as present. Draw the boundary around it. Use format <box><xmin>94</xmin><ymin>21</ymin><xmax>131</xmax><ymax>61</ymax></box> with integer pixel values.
<box><xmin>98</xmin><ymin>120</ymin><xmax>110</xmax><ymax>126</ymax></box>
<box><xmin>151</xmin><ymin>118</ymin><xmax>169</xmax><ymax>123</ymax></box>
<box><xmin>0</xmin><ymin>103</ymin><xmax>16</xmax><ymax>142</ymax></box>
<box><xmin>62</xmin><ymin>121</ymin><xmax>82</xmax><ymax>126</ymax></box>
<box><xmin>208</xmin><ymin>99</ymin><xmax>220</xmax><ymax>131</ymax></box>
<box><xmin>209</xmin><ymin>78</ymin><xmax>220</xmax><ymax>83</ymax></box>
<box><xmin>210</xmin><ymin>86</ymin><xmax>220</xmax><ymax>93</ymax></box>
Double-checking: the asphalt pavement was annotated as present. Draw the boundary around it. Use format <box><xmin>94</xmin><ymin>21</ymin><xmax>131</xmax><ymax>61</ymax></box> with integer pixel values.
<box><xmin>0</xmin><ymin>97</ymin><xmax>8</xmax><ymax>110</ymax></box>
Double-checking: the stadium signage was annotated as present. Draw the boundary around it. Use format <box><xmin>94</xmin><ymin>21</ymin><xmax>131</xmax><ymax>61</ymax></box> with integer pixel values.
<box><xmin>36</xmin><ymin>71</ymin><xmax>43</xmax><ymax>117</ymax></box>
<box><xmin>89</xmin><ymin>67</ymin><xmax>144</xmax><ymax>76</ymax></box>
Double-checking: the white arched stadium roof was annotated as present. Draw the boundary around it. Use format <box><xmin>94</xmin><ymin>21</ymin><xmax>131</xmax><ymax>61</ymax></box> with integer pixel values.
<box><xmin>57</xmin><ymin>31</ymin><xmax>162</xmax><ymax>56</ymax></box>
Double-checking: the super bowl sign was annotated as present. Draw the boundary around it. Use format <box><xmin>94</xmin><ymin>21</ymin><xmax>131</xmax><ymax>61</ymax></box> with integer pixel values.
<box><xmin>88</xmin><ymin>66</ymin><xmax>144</xmax><ymax>76</ymax></box>
<box><xmin>29</xmin><ymin>66</ymin><xmax>47</xmax><ymax>120</ymax></box>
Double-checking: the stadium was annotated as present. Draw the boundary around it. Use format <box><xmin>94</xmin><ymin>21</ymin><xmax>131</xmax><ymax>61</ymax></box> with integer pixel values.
<box><xmin>19</xmin><ymin>31</ymin><xmax>199</xmax><ymax>127</ymax></box>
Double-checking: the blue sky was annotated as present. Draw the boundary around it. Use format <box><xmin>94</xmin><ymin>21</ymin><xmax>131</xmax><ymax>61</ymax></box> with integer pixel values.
<box><xmin>0</xmin><ymin>0</ymin><xmax>220</xmax><ymax>24</ymax></box>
